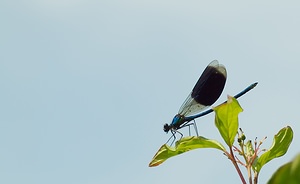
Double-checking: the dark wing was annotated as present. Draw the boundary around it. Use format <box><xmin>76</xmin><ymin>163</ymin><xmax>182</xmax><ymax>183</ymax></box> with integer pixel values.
<box><xmin>178</xmin><ymin>60</ymin><xmax>227</xmax><ymax>117</ymax></box>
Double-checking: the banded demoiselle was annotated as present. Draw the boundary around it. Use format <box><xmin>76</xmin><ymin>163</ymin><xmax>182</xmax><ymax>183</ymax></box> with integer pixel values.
<box><xmin>163</xmin><ymin>60</ymin><xmax>257</xmax><ymax>144</ymax></box>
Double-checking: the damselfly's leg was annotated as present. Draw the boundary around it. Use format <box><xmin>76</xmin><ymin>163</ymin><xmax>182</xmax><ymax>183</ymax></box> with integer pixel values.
<box><xmin>193</xmin><ymin>120</ymin><xmax>199</xmax><ymax>136</ymax></box>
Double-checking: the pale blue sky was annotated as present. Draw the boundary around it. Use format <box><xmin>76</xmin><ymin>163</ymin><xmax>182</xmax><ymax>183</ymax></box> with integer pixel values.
<box><xmin>1</xmin><ymin>0</ymin><xmax>300</xmax><ymax>183</ymax></box>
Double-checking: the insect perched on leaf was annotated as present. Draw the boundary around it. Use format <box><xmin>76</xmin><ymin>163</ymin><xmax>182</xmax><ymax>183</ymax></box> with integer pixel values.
<box><xmin>163</xmin><ymin>60</ymin><xmax>257</xmax><ymax>144</ymax></box>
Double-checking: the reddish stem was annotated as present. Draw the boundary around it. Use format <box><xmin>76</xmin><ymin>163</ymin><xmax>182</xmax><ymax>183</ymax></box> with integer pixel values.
<box><xmin>228</xmin><ymin>147</ymin><xmax>246</xmax><ymax>184</ymax></box>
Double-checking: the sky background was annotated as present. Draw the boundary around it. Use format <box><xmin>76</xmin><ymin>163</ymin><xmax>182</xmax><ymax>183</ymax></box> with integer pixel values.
<box><xmin>1</xmin><ymin>0</ymin><xmax>300</xmax><ymax>183</ymax></box>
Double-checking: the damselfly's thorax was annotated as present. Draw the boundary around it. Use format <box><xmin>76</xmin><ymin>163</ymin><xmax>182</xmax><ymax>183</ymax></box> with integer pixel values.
<box><xmin>163</xmin><ymin>114</ymin><xmax>186</xmax><ymax>133</ymax></box>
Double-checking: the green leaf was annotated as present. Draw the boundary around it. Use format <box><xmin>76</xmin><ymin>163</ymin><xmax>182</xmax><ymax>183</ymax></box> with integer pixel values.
<box><xmin>254</xmin><ymin>126</ymin><xmax>293</xmax><ymax>173</ymax></box>
<box><xmin>245</xmin><ymin>140</ymin><xmax>255</xmax><ymax>158</ymax></box>
<box><xmin>213</xmin><ymin>96</ymin><xmax>243</xmax><ymax>146</ymax></box>
<box><xmin>267</xmin><ymin>153</ymin><xmax>300</xmax><ymax>184</ymax></box>
<box><xmin>149</xmin><ymin>136</ymin><xmax>225</xmax><ymax>167</ymax></box>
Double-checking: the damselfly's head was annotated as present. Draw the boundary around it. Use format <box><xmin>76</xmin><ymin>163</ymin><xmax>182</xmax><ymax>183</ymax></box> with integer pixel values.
<box><xmin>163</xmin><ymin>123</ymin><xmax>170</xmax><ymax>133</ymax></box>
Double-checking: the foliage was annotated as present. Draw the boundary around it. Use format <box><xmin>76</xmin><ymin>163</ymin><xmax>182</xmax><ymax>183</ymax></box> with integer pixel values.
<box><xmin>149</xmin><ymin>96</ymin><xmax>294</xmax><ymax>184</ymax></box>
<box><xmin>267</xmin><ymin>153</ymin><xmax>300</xmax><ymax>184</ymax></box>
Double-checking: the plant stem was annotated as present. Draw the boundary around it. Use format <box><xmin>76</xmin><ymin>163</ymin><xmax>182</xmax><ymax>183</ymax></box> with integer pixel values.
<box><xmin>228</xmin><ymin>147</ymin><xmax>246</xmax><ymax>184</ymax></box>
<box><xmin>247</xmin><ymin>166</ymin><xmax>252</xmax><ymax>184</ymax></box>
<box><xmin>254</xmin><ymin>171</ymin><xmax>258</xmax><ymax>184</ymax></box>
